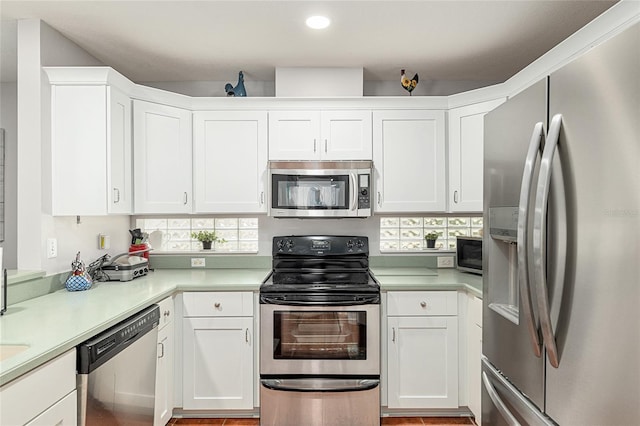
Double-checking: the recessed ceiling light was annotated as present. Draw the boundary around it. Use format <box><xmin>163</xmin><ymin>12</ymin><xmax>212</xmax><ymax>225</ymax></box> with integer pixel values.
<box><xmin>306</xmin><ymin>15</ymin><xmax>330</xmax><ymax>30</ymax></box>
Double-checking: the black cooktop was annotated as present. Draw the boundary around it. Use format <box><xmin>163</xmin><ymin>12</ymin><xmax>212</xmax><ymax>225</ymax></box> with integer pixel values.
<box><xmin>261</xmin><ymin>235</ymin><xmax>380</xmax><ymax>296</ymax></box>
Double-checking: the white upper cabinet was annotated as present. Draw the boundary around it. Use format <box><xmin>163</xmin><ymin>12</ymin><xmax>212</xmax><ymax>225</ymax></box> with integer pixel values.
<box><xmin>447</xmin><ymin>98</ymin><xmax>505</xmax><ymax>212</ymax></box>
<box><xmin>193</xmin><ymin>111</ymin><xmax>268</xmax><ymax>213</ymax></box>
<box><xmin>373</xmin><ymin>110</ymin><xmax>446</xmax><ymax>213</ymax></box>
<box><xmin>133</xmin><ymin>100</ymin><xmax>193</xmax><ymax>214</ymax></box>
<box><xmin>269</xmin><ymin>110</ymin><xmax>372</xmax><ymax>160</ymax></box>
<box><xmin>50</xmin><ymin>85</ymin><xmax>132</xmax><ymax>215</ymax></box>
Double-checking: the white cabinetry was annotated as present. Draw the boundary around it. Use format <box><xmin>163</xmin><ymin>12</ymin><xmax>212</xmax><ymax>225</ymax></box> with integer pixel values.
<box><xmin>0</xmin><ymin>349</ymin><xmax>76</xmax><ymax>425</ymax></box>
<box><xmin>193</xmin><ymin>111</ymin><xmax>268</xmax><ymax>213</ymax></box>
<box><xmin>49</xmin><ymin>84</ymin><xmax>132</xmax><ymax>215</ymax></box>
<box><xmin>268</xmin><ymin>110</ymin><xmax>372</xmax><ymax>160</ymax></box>
<box><xmin>155</xmin><ymin>296</ymin><xmax>175</xmax><ymax>426</ymax></box>
<box><xmin>467</xmin><ymin>295</ymin><xmax>483</xmax><ymax>423</ymax></box>
<box><xmin>373</xmin><ymin>110</ymin><xmax>446</xmax><ymax>212</ymax></box>
<box><xmin>133</xmin><ymin>100</ymin><xmax>192</xmax><ymax>213</ymax></box>
<box><xmin>447</xmin><ymin>98</ymin><xmax>505</xmax><ymax>212</ymax></box>
<box><xmin>182</xmin><ymin>292</ymin><xmax>254</xmax><ymax>410</ymax></box>
<box><xmin>386</xmin><ymin>291</ymin><xmax>458</xmax><ymax>409</ymax></box>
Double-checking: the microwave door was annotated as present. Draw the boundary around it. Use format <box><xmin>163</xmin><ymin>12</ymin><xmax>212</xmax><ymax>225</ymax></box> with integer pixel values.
<box><xmin>272</xmin><ymin>174</ymin><xmax>350</xmax><ymax>212</ymax></box>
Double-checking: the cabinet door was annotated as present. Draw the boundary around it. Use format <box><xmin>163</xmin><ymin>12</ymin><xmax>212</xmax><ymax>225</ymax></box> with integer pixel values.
<box><xmin>268</xmin><ymin>110</ymin><xmax>320</xmax><ymax>160</ymax></box>
<box><xmin>321</xmin><ymin>110</ymin><xmax>372</xmax><ymax>160</ymax></box>
<box><xmin>25</xmin><ymin>391</ymin><xmax>76</xmax><ymax>426</ymax></box>
<box><xmin>133</xmin><ymin>100</ymin><xmax>192</xmax><ymax>213</ymax></box>
<box><xmin>108</xmin><ymin>87</ymin><xmax>132</xmax><ymax>214</ymax></box>
<box><xmin>373</xmin><ymin>110</ymin><xmax>446</xmax><ymax>212</ymax></box>
<box><xmin>193</xmin><ymin>111</ymin><xmax>267</xmax><ymax>213</ymax></box>
<box><xmin>155</xmin><ymin>319</ymin><xmax>174</xmax><ymax>426</ymax></box>
<box><xmin>183</xmin><ymin>317</ymin><xmax>253</xmax><ymax>410</ymax></box>
<box><xmin>448</xmin><ymin>99</ymin><xmax>505</xmax><ymax>212</ymax></box>
<box><xmin>51</xmin><ymin>85</ymin><xmax>108</xmax><ymax>215</ymax></box>
<box><xmin>467</xmin><ymin>295</ymin><xmax>483</xmax><ymax>423</ymax></box>
<box><xmin>387</xmin><ymin>316</ymin><xmax>458</xmax><ymax>408</ymax></box>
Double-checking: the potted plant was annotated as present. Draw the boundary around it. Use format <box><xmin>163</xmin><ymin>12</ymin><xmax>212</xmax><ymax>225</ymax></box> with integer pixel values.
<box><xmin>191</xmin><ymin>230</ymin><xmax>225</xmax><ymax>250</ymax></box>
<box><xmin>424</xmin><ymin>231</ymin><xmax>439</xmax><ymax>249</ymax></box>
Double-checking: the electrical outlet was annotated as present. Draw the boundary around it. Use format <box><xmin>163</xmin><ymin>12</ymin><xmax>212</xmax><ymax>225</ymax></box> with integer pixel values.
<box><xmin>47</xmin><ymin>238</ymin><xmax>58</xmax><ymax>259</ymax></box>
<box><xmin>191</xmin><ymin>258</ymin><xmax>206</xmax><ymax>268</ymax></box>
<box><xmin>437</xmin><ymin>256</ymin><xmax>454</xmax><ymax>268</ymax></box>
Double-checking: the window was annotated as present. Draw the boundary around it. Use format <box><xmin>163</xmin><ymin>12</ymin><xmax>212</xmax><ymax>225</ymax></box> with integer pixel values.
<box><xmin>380</xmin><ymin>216</ymin><xmax>483</xmax><ymax>251</ymax></box>
<box><xmin>135</xmin><ymin>217</ymin><xmax>258</xmax><ymax>253</ymax></box>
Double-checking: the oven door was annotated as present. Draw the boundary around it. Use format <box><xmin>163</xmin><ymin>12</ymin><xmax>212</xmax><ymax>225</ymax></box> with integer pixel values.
<box><xmin>260</xmin><ymin>304</ymin><xmax>380</xmax><ymax>376</ymax></box>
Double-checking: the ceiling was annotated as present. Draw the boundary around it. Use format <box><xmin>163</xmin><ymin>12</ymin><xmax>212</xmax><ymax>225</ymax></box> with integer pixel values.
<box><xmin>1</xmin><ymin>1</ymin><xmax>617</xmax><ymax>84</ymax></box>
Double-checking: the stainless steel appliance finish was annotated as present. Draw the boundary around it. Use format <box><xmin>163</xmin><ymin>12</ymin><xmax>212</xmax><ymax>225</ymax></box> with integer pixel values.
<box><xmin>1</xmin><ymin>248</ymin><xmax>6</xmax><ymax>315</ymax></box>
<box><xmin>260</xmin><ymin>303</ymin><xmax>380</xmax><ymax>376</ymax></box>
<box><xmin>77</xmin><ymin>305</ymin><xmax>160</xmax><ymax>426</ymax></box>
<box><xmin>260</xmin><ymin>378</ymin><xmax>380</xmax><ymax>426</ymax></box>
<box><xmin>456</xmin><ymin>236</ymin><xmax>483</xmax><ymax>275</ymax></box>
<box><xmin>269</xmin><ymin>161</ymin><xmax>372</xmax><ymax>218</ymax></box>
<box><xmin>260</xmin><ymin>235</ymin><xmax>381</xmax><ymax>426</ymax></box>
<box><xmin>482</xmin><ymin>23</ymin><xmax>640</xmax><ymax>425</ymax></box>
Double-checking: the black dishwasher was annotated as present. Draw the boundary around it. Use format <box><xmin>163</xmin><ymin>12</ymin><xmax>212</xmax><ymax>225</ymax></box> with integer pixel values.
<box><xmin>77</xmin><ymin>304</ymin><xmax>160</xmax><ymax>425</ymax></box>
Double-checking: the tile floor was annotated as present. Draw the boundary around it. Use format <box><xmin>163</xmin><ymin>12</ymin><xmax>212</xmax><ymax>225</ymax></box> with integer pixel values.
<box><xmin>170</xmin><ymin>417</ymin><xmax>475</xmax><ymax>426</ymax></box>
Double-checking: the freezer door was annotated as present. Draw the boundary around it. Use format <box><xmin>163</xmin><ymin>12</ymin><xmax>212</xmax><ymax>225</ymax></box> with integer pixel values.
<box><xmin>483</xmin><ymin>79</ymin><xmax>547</xmax><ymax>410</ymax></box>
<box><xmin>481</xmin><ymin>358</ymin><xmax>555</xmax><ymax>426</ymax></box>
<box><xmin>543</xmin><ymin>22</ymin><xmax>640</xmax><ymax>425</ymax></box>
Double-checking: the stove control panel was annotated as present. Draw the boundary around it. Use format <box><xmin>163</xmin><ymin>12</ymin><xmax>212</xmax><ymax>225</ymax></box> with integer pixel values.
<box><xmin>273</xmin><ymin>235</ymin><xmax>369</xmax><ymax>255</ymax></box>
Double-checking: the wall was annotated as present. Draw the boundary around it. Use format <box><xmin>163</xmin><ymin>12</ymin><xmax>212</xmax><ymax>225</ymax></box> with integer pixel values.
<box><xmin>0</xmin><ymin>82</ymin><xmax>17</xmax><ymax>268</ymax></box>
<box><xmin>139</xmin><ymin>78</ymin><xmax>500</xmax><ymax>98</ymax></box>
<box><xmin>15</xmin><ymin>19</ymin><xmax>133</xmax><ymax>274</ymax></box>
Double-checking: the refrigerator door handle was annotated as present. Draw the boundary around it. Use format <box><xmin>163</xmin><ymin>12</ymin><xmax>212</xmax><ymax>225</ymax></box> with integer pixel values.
<box><xmin>517</xmin><ymin>121</ymin><xmax>545</xmax><ymax>358</ymax></box>
<box><xmin>482</xmin><ymin>371</ymin><xmax>522</xmax><ymax>426</ymax></box>
<box><xmin>533</xmin><ymin>113</ymin><xmax>563</xmax><ymax>368</ymax></box>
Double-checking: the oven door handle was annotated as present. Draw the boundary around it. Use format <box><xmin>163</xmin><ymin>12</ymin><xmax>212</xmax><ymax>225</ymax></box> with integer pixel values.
<box><xmin>260</xmin><ymin>294</ymin><xmax>380</xmax><ymax>305</ymax></box>
<box><xmin>261</xmin><ymin>378</ymin><xmax>379</xmax><ymax>393</ymax></box>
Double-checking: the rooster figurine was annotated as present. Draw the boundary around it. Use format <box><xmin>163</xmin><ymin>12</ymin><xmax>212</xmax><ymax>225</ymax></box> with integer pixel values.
<box><xmin>225</xmin><ymin>71</ymin><xmax>247</xmax><ymax>97</ymax></box>
<box><xmin>400</xmin><ymin>69</ymin><xmax>419</xmax><ymax>96</ymax></box>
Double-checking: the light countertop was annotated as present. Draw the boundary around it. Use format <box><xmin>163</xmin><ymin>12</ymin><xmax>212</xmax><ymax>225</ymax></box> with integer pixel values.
<box><xmin>0</xmin><ymin>267</ymin><xmax>481</xmax><ymax>387</ymax></box>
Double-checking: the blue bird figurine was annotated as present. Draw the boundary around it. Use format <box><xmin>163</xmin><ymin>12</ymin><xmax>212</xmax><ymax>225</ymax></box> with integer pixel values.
<box><xmin>225</xmin><ymin>71</ymin><xmax>247</xmax><ymax>97</ymax></box>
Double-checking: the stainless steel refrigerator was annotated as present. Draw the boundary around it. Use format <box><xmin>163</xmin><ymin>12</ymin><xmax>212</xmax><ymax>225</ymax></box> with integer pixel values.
<box><xmin>482</xmin><ymin>22</ymin><xmax>639</xmax><ymax>426</ymax></box>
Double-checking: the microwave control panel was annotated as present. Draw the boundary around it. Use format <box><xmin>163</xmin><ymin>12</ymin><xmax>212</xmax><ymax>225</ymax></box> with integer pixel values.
<box><xmin>358</xmin><ymin>174</ymin><xmax>371</xmax><ymax>209</ymax></box>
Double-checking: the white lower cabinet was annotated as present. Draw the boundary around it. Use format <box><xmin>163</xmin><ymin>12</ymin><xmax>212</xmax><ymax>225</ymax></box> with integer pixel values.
<box><xmin>182</xmin><ymin>292</ymin><xmax>254</xmax><ymax>410</ymax></box>
<box><xmin>467</xmin><ymin>295</ymin><xmax>483</xmax><ymax>423</ymax></box>
<box><xmin>386</xmin><ymin>291</ymin><xmax>459</xmax><ymax>409</ymax></box>
<box><xmin>0</xmin><ymin>349</ymin><xmax>76</xmax><ymax>425</ymax></box>
<box><xmin>155</xmin><ymin>296</ymin><xmax>175</xmax><ymax>426</ymax></box>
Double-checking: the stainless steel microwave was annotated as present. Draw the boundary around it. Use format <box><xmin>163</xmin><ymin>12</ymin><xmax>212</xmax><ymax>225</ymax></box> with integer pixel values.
<box><xmin>456</xmin><ymin>236</ymin><xmax>483</xmax><ymax>275</ymax></box>
<box><xmin>269</xmin><ymin>161</ymin><xmax>372</xmax><ymax>218</ymax></box>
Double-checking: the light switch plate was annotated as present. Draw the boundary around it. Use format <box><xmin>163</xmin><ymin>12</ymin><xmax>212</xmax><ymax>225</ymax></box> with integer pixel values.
<box><xmin>191</xmin><ymin>258</ymin><xmax>206</xmax><ymax>268</ymax></box>
<box><xmin>437</xmin><ymin>256</ymin><xmax>454</xmax><ymax>268</ymax></box>
<box><xmin>47</xmin><ymin>238</ymin><xmax>58</xmax><ymax>258</ymax></box>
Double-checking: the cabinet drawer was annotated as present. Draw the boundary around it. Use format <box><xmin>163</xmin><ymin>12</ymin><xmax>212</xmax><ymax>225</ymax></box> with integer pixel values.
<box><xmin>387</xmin><ymin>291</ymin><xmax>457</xmax><ymax>316</ymax></box>
<box><xmin>469</xmin><ymin>295</ymin><xmax>482</xmax><ymax>327</ymax></box>
<box><xmin>157</xmin><ymin>295</ymin><xmax>174</xmax><ymax>329</ymax></box>
<box><xmin>0</xmin><ymin>349</ymin><xmax>76</xmax><ymax>426</ymax></box>
<box><xmin>183</xmin><ymin>292</ymin><xmax>253</xmax><ymax>317</ymax></box>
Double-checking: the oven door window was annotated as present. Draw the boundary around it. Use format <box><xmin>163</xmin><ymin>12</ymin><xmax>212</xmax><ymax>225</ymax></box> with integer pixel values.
<box><xmin>273</xmin><ymin>311</ymin><xmax>367</xmax><ymax>360</ymax></box>
<box><xmin>271</xmin><ymin>174</ymin><xmax>349</xmax><ymax>210</ymax></box>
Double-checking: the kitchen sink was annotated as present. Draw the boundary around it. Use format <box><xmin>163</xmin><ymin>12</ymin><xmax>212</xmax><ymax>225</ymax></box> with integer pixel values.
<box><xmin>0</xmin><ymin>344</ymin><xmax>30</xmax><ymax>361</ymax></box>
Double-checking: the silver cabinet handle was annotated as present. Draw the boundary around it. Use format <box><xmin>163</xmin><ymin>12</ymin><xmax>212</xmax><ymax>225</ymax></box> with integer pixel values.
<box><xmin>324</xmin><ymin>139</ymin><xmax>328</xmax><ymax>153</ymax></box>
<box><xmin>313</xmin><ymin>139</ymin><xmax>317</xmax><ymax>153</ymax></box>
<box><xmin>482</xmin><ymin>371</ymin><xmax>521</xmax><ymax>426</ymax></box>
<box><xmin>183</xmin><ymin>192</ymin><xmax>188</xmax><ymax>205</ymax></box>
<box><xmin>113</xmin><ymin>188</ymin><xmax>120</xmax><ymax>203</ymax></box>
<box><xmin>392</xmin><ymin>327</ymin><xmax>396</xmax><ymax>343</ymax></box>
<box><xmin>533</xmin><ymin>114</ymin><xmax>563</xmax><ymax>369</ymax></box>
<box><xmin>420</xmin><ymin>301</ymin><xmax>427</xmax><ymax>308</ymax></box>
<box><xmin>245</xmin><ymin>328</ymin><xmax>249</xmax><ymax>343</ymax></box>
<box><xmin>377</xmin><ymin>191</ymin><xmax>381</xmax><ymax>206</ymax></box>
<box><xmin>214</xmin><ymin>302</ymin><xmax>221</xmax><ymax>309</ymax></box>
<box><xmin>453</xmin><ymin>190</ymin><xmax>458</xmax><ymax>203</ymax></box>
<box><xmin>517</xmin><ymin>121</ymin><xmax>545</xmax><ymax>358</ymax></box>
<box><xmin>260</xmin><ymin>191</ymin><xmax>265</xmax><ymax>205</ymax></box>
<box><xmin>158</xmin><ymin>342</ymin><xmax>165</xmax><ymax>359</ymax></box>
